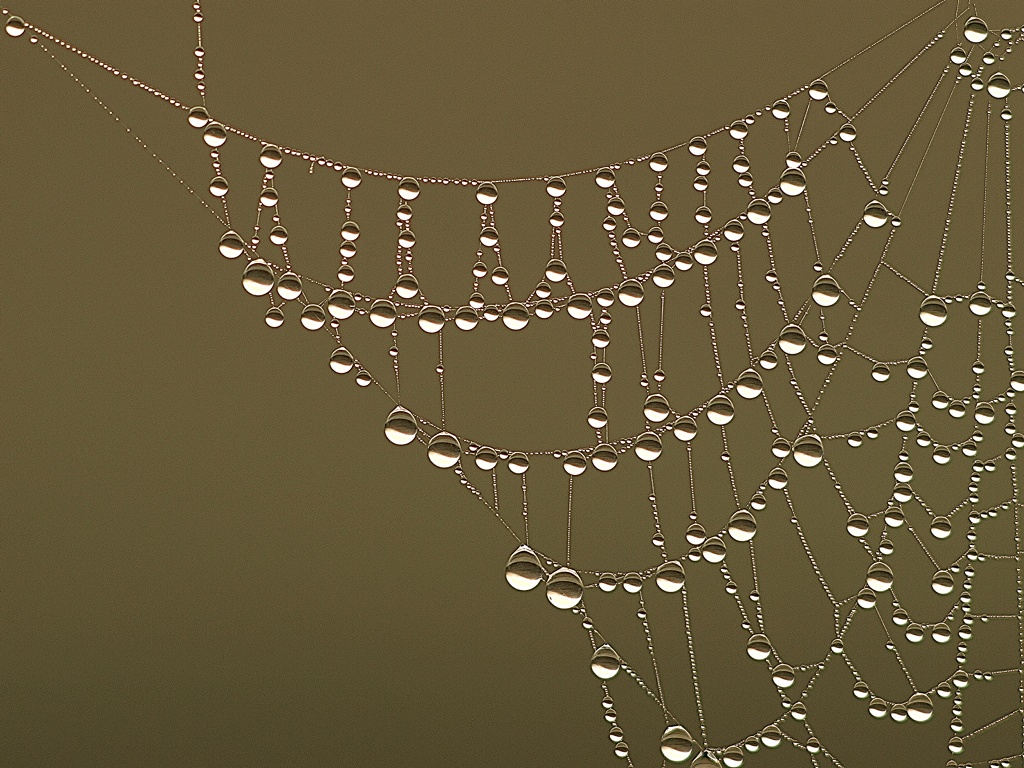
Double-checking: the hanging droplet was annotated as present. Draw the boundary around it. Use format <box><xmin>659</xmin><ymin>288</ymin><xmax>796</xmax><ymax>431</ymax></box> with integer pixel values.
<box><xmin>728</xmin><ymin>510</ymin><xmax>757</xmax><ymax>541</ymax></box>
<box><xmin>771</xmin><ymin>664</ymin><xmax>795</xmax><ymax>688</ymax></box>
<box><xmin>258</xmin><ymin>187</ymin><xmax>279</xmax><ymax>208</ymax></box>
<box><xmin>591</xmin><ymin>444</ymin><xmax>618</xmax><ymax>472</ymax></box>
<box><xmin>595</xmin><ymin>168</ymin><xmax>616</xmax><ymax>188</ymax></box>
<box><xmin>812</xmin><ymin>274</ymin><xmax>842</xmax><ymax>306</ymax></box>
<box><xmin>987</xmin><ymin>72</ymin><xmax>1012</xmax><ymax>98</ymax></box>
<box><xmin>866</xmin><ymin>561</ymin><xmax>894</xmax><ymax>591</ymax></box>
<box><xmin>562</xmin><ymin>451</ymin><xmax>587</xmax><ymax>476</ymax></box>
<box><xmin>395</xmin><ymin>274</ymin><xmax>420</xmax><ymax>299</ymax></box>
<box><xmin>862</xmin><ymin>200</ymin><xmax>889</xmax><ymax>228</ymax></box>
<box><xmin>771</xmin><ymin>100</ymin><xmax>791</xmax><ymax>119</ymax></box>
<box><xmin>384</xmin><ymin>407</ymin><xmax>418</xmax><ymax>445</ymax></box>
<box><xmin>545</xmin><ymin>568</ymin><xmax>583</xmax><ymax>609</ymax></box>
<box><xmin>187</xmin><ymin>105</ymin><xmax>211</xmax><ymax>128</ymax></box>
<box><xmin>692</xmin><ymin>751</ymin><xmax>722</xmax><ymax>768</ymax></box>
<box><xmin>919</xmin><ymin>295</ymin><xmax>947</xmax><ymax>326</ymax></box>
<box><xmin>907</xmin><ymin>693</ymin><xmax>934</xmax><ymax>722</ymax></box>
<box><xmin>694</xmin><ymin>240</ymin><xmax>719</xmax><ymax>265</ymax></box>
<box><xmin>746</xmin><ymin>634</ymin><xmax>772</xmax><ymax>661</ymax></box>
<box><xmin>219</xmin><ymin>230</ymin><xmax>245</xmax><ymax>259</ymax></box>
<box><xmin>300</xmin><ymin>304</ymin><xmax>326</xmax><ymax>330</ymax></box>
<box><xmin>5</xmin><ymin>16</ymin><xmax>27</xmax><ymax>37</ymax></box>
<box><xmin>242</xmin><ymin>259</ymin><xmax>275</xmax><ymax>296</ymax></box>
<box><xmin>502</xmin><ymin>303</ymin><xmax>530</xmax><ymax>331</ymax></box>
<box><xmin>209</xmin><ymin>176</ymin><xmax>230</xmax><ymax>197</ymax></box>
<box><xmin>341</xmin><ymin>167</ymin><xmax>362</xmax><ymax>189</ymax></box>
<box><xmin>930</xmin><ymin>516</ymin><xmax>952</xmax><ymax>539</ymax></box>
<box><xmin>931</xmin><ymin>570</ymin><xmax>954</xmax><ymax>595</ymax></box>
<box><xmin>643</xmin><ymin>394</ymin><xmax>671</xmax><ymax>422</ymax></box>
<box><xmin>269</xmin><ymin>225</ymin><xmax>289</xmax><ymax>245</ymax></box>
<box><xmin>259</xmin><ymin>144</ymin><xmax>283</xmax><ymax>168</ymax></box>
<box><xmin>276</xmin><ymin>272</ymin><xmax>302</xmax><ymax>301</ymax></box>
<box><xmin>340</xmin><ymin>220</ymin><xmax>361</xmax><ymax>241</ymax></box>
<box><xmin>969</xmin><ymin>291</ymin><xmax>993</xmax><ymax>315</ymax></box>
<box><xmin>567</xmin><ymin>294</ymin><xmax>593</xmax><ymax>319</ymax></box>
<box><xmin>672</xmin><ymin>416</ymin><xmax>698</xmax><ymax>441</ymax></box>
<box><xmin>426</xmin><ymin>432</ymin><xmax>461</xmax><ymax>468</ymax></box>
<box><xmin>617</xmin><ymin>279</ymin><xmax>644</xmax><ymax>306</ymax></box>
<box><xmin>202</xmin><ymin>122</ymin><xmax>227</xmax><ymax>147</ymax></box>
<box><xmin>839</xmin><ymin>123</ymin><xmax>857</xmax><ymax>142</ymax></box>
<box><xmin>735</xmin><ymin>369</ymin><xmax>763</xmax><ymax>399</ymax></box>
<box><xmin>808</xmin><ymin>80</ymin><xmax>829</xmax><ymax>100</ymax></box>
<box><xmin>417</xmin><ymin>305</ymin><xmax>445</xmax><ymax>334</ymax></box>
<box><xmin>660</xmin><ymin>725</ymin><xmax>695</xmax><ymax>763</ymax></box>
<box><xmin>454</xmin><ymin>306</ymin><xmax>479</xmax><ymax>330</ymax></box>
<box><xmin>508</xmin><ymin>453</ymin><xmax>530</xmax><ymax>474</ymax></box>
<box><xmin>369</xmin><ymin>300</ymin><xmax>397</xmax><ymax>328</ymax></box>
<box><xmin>746</xmin><ymin>199</ymin><xmax>771</xmax><ymax>225</ymax></box>
<box><xmin>590</xmin><ymin>645</ymin><xmax>621</xmax><ymax>680</ymax></box>
<box><xmin>653</xmin><ymin>561</ymin><xmax>684</xmax><ymax>593</ymax></box>
<box><xmin>792</xmin><ymin>435</ymin><xmax>823</xmax><ymax>467</ymax></box>
<box><xmin>475</xmin><ymin>182</ymin><xmax>498</xmax><ymax>205</ymax></box>
<box><xmin>505</xmin><ymin>545</ymin><xmax>544</xmax><ymax>591</ymax></box>
<box><xmin>474</xmin><ymin>447</ymin><xmax>499</xmax><ymax>471</ymax></box>
<box><xmin>652</xmin><ymin>264</ymin><xmax>675</xmax><ymax>288</ymax></box>
<box><xmin>688</xmin><ymin>136</ymin><xmax>708</xmax><ymax>156</ymax></box>
<box><xmin>327</xmin><ymin>290</ymin><xmax>355</xmax><ymax>320</ymax></box>
<box><xmin>779</xmin><ymin>168</ymin><xmax>806</xmax><ymax>196</ymax></box>
<box><xmin>546</xmin><ymin>177</ymin><xmax>566</xmax><ymax>197</ymax></box>
<box><xmin>328</xmin><ymin>347</ymin><xmax>354</xmax><ymax>374</ymax></box>
<box><xmin>621</xmin><ymin>228</ymin><xmax>642</xmax><ymax>248</ymax></box>
<box><xmin>707</xmin><ymin>395</ymin><xmax>735</xmax><ymax>425</ymax></box>
<box><xmin>544</xmin><ymin>258</ymin><xmax>568</xmax><ymax>282</ymax></box>
<box><xmin>264</xmin><ymin>307</ymin><xmax>284</xmax><ymax>328</ymax></box>
<box><xmin>964</xmin><ymin>16</ymin><xmax>989</xmax><ymax>44</ymax></box>
<box><xmin>587</xmin><ymin>407</ymin><xmax>608</xmax><ymax>429</ymax></box>
<box><xmin>634</xmin><ymin>432</ymin><xmax>663</xmax><ymax>461</ymax></box>
<box><xmin>778</xmin><ymin>324</ymin><xmax>807</xmax><ymax>354</ymax></box>
<box><xmin>398</xmin><ymin>177</ymin><xmax>420</xmax><ymax>201</ymax></box>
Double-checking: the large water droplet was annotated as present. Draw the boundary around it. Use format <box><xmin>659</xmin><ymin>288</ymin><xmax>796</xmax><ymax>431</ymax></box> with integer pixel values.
<box><xmin>779</xmin><ymin>168</ymin><xmax>806</xmax><ymax>196</ymax></box>
<box><xmin>398</xmin><ymin>177</ymin><xmax>420</xmax><ymax>200</ymax></box>
<box><xmin>329</xmin><ymin>347</ymin><xmax>354</xmax><ymax>374</ymax></box>
<box><xmin>931</xmin><ymin>570</ymin><xmax>954</xmax><ymax>595</ymax></box>
<box><xmin>660</xmin><ymin>725</ymin><xmax>695</xmax><ymax>763</ymax></box>
<box><xmin>735</xmin><ymin>369</ymin><xmax>763</xmax><ymax>399</ymax></box>
<box><xmin>427</xmin><ymin>432</ymin><xmax>461</xmax><ymax>468</ymax></box>
<box><xmin>673</xmin><ymin>416</ymin><xmax>698</xmax><ymax>440</ymax></box>
<box><xmin>546</xmin><ymin>568</ymin><xmax>583</xmax><ymax>609</ymax></box>
<box><xmin>202</xmin><ymin>122</ymin><xmax>227</xmax><ymax>147</ymax></box>
<box><xmin>5</xmin><ymin>16</ymin><xmax>27</xmax><ymax>37</ymax></box>
<box><xmin>384</xmin><ymin>407</ymin><xmax>418</xmax><ymax>445</ymax></box>
<box><xmin>866</xmin><ymin>561</ymin><xmax>894</xmax><ymax>591</ymax></box>
<box><xmin>591</xmin><ymin>444</ymin><xmax>618</xmax><ymax>472</ymax></box>
<box><xmin>793</xmin><ymin>435</ymin><xmax>823</xmax><ymax>467</ymax></box>
<box><xmin>778</xmin><ymin>324</ymin><xmax>807</xmax><ymax>354</ymax></box>
<box><xmin>417</xmin><ymin>305</ymin><xmax>445</xmax><ymax>333</ymax></box>
<box><xmin>634</xmin><ymin>433</ymin><xmax>663</xmax><ymax>461</ymax></box>
<box><xmin>505</xmin><ymin>545</ymin><xmax>544</xmax><ymax>591</ymax></box>
<box><xmin>644</xmin><ymin>393</ymin><xmax>671</xmax><ymax>422</ymax></box>
<box><xmin>728</xmin><ymin>510</ymin><xmax>757</xmax><ymax>541</ymax></box>
<box><xmin>567</xmin><ymin>294</ymin><xmax>593</xmax><ymax>319</ymax></box>
<box><xmin>259</xmin><ymin>144</ymin><xmax>283</xmax><ymax>168</ymax></box>
<box><xmin>502</xmin><ymin>303</ymin><xmax>530</xmax><ymax>330</ymax></box>
<box><xmin>618</xmin><ymin>279</ymin><xmax>644</xmax><ymax>306</ymax></box>
<box><xmin>746</xmin><ymin>634</ymin><xmax>772</xmax><ymax>661</ymax></box>
<box><xmin>812</xmin><ymin>274</ymin><xmax>842</xmax><ymax>306</ymax></box>
<box><xmin>187</xmin><ymin>106</ymin><xmax>210</xmax><ymax>128</ymax></box>
<box><xmin>242</xmin><ymin>260</ymin><xmax>275</xmax><ymax>296</ymax></box>
<box><xmin>919</xmin><ymin>295</ymin><xmax>947</xmax><ymax>326</ymax></box>
<box><xmin>746</xmin><ymin>199</ymin><xmax>771</xmax><ymax>225</ymax></box>
<box><xmin>369</xmin><ymin>300</ymin><xmax>397</xmax><ymax>328</ymax></box>
<box><xmin>694</xmin><ymin>240</ymin><xmax>718</xmax><ymax>265</ymax></box>
<box><xmin>987</xmin><ymin>72</ymin><xmax>1011</xmax><ymax>98</ymax></box>
<box><xmin>219</xmin><ymin>230</ymin><xmax>245</xmax><ymax>259</ymax></box>
<box><xmin>862</xmin><ymin>201</ymin><xmax>888</xmax><ymax>227</ymax></box>
<box><xmin>707</xmin><ymin>395</ymin><xmax>735</xmax><ymax>425</ymax></box>
<box><xmin>655</xmin><ymin>561</ymin><xmax>685</xmax><ymax>592</ymax></box>
<box><xmin>590</xmin><ymin>645</ymin><xmax>621</xmax><ymax>679</ymax></box>
<box><xmin>475</xmin><ymin>182</ymin><xmax>498</xmax><ymax>205</ymax></box>
<box><xmin>964</xmin><ymin>16</ymin><xmax>989</xmax><ymax>44</ymax></box>
<box><xmin>300</xmin><ymin>304</ymin><xmax>325</xmax><ymax>330</ymax></box>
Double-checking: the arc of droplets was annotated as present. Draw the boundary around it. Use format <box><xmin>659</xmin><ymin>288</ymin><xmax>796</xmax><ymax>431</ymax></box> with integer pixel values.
<box><xmin>6</xmin><ymin>3</ymin><xmax>1024</xmax><ymax>768</ymax></box>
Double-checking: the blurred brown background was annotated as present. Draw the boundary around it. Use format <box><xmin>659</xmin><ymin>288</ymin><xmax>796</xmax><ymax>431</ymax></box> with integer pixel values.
<box><xmin>1</xmin><ymin>2</ymin><xmax>1021</xmax><ymax>766</ymax></box>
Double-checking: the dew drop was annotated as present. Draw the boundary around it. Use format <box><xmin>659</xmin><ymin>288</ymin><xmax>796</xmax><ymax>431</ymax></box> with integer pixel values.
<box><xmin>792</xmin><ymin>435</ymin><xmax>823</xmax><ymax>467</ymax></box>
<box><xmin>919</xmin><ymin>295</ymin><xmax>947</xmax><ymax>326</ymax></box>
<box><xmin>728</xmin><ymin>510</ymin><xmax>757</xmax><ymax>541</ymax></box>
<box><xmin>5</xmin><ymin>16</ymin><xmax>26</xmax><ymax>37</ymax></box>
<box><xmin>398</xmin><ymin>177</ymin><xmax>420</xmax><ymax>200</ymax></box>
<box><xmin>384</xmin><ymin>407</ymin><xmax>418</xmax><ymax>445</ymax></box>
<box><xmin>562</xmin><ymin>451</ymin><xmax>587</xmax><ymax>476</ymax></box>
<box><xmin>779</xmin><ymin>168</ymin><xmax>806</xmax><ymax>196</ymax></box>
<box><xmin>369</xmin><ymin>300</ymin><xmax>397</xmax><ymax>328</ymax></box>
<box><xmin>778</xmin><ymin>324</ymin><xmax>807</xmax><ymax>354</ymax></box>
<box><xmin>866</xmin><ymin>561</ymin><xmax>894</xmax><ymax>591</ymax></box>
<box><xmin>812</xmin><ymin>274</ymin><xmax>842</xmax><ymax>306</ymax></box>
<box><xmin>426</xmin><ymin>432</ymin><xmax>461</xmax><ymax>468</ymax></box>
<box><xmin>546</xmin><ymin>568</ymin><xmax>583</xmax><ymax>609</ymax></box>
<box><xmin>242</xmin><ymin>260</ymin><xmax>275</xmax><ymax>296</ymax></box>
<box><xmin>259</xmin><ymin>144</ymin><xmax>283</xmax><ymax>169</ymax></box>
<box><xmin>202</xmin><ymin>122</ymin><xmax>227</xmax><ymax>147</ymax></box>
<box><xmin>300</xmin><ymin>304</ymin><xmax>325</xmax><ymax>330</ymax></box>
<box><xmin>862</xmin><ymin>200</ymin><xmax>889</xmax><ymax>227</ymax></box>
<box><xmin>590</xmin><ymin>645</ymin><xmax>621</xmax><ymax>679</ymax></box>
<box><xmin>591</xmin><ymin>444</ymin><xmax>618</xmax><ymax>472</ymax></box>
<box><xmin>187</xmin><ymin>105</ymin><xmax>210</xmax><ymax>128</ymax></box>
<box><xmin>505</xmin><ymin>545</ymin><xmax>543</xmax><ymax>591</ymax></box>
<box><xmin>987</xmin><ymin>72</ymin><xmax>1011</xmax><ymax>98</ymax></box>
<box><xmin>660</xmin><ymin>725</ymin><xmax>695</xmax><ymax>763</ymax></box>
<box><xmin>964</xmin><ymin>16</ymin><xmax>989</xmax><ymax>44</ymax></box>
<box><xmin>219</xmin><ymin>230</ymin><xmax>245</xmax><ymax>259</ymax></box>
<box><xmin>706</xmin><ymin>395</ymin><xmax>735</xmax><ymax>425</ymax></box>
<box><xmin>634</xmin><ymin>432</ymin><xmax>663</xmax><ymax>461</ymax></box>
<box><xmin>735</xmin><ymin>368</ymin><xmax>763</xmax><ymax>399</ymax></box>
<box><xmin>746</xmin><ymin>634</ymin><xmax>772</xmax><ymax>661</ymax></box>
<box><xmin>417</xmin><ymin>305</ymin><xmax>445</xmax><ymax>333</ymax></box>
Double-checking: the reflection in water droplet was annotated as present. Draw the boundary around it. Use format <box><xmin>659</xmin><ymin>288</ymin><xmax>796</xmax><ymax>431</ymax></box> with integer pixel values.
<box><xmin>655</xmin><ymin>561</ymin><xmax>685</xmax><ymax>592</ymax></box>
<box><xmin>736</xmin><ymin>369</ymin><xmax>763</xmax><ymax>399</ymax></box>
<box><xmin>812</xmin><ymin>275</ymin><xmax>842</xmax><ymax>306</ymax></box>
<box><xmin>987</xmin><ymin>72</ymin><xmax>1012</xmax><ymax>98</ymax></box>
<box><xmin>591</xmin><ymin>444</ymin><xmax>618</xmax><ymax>472</ymax></box>
<box><xmin>369</xmin><ymin>300</ymin><xmax>397</xmax><ymax>328</ymax></box>
<box><xmin>187</xmin><ymin>106</ymin><xmax>210</xmax><ymax>128</ymax></box>
<box><xmin>427</xmin><ymin>432</ymin><xmax>461</xmax><ymax>468</ymax></box>
<box><xmin>590</xmin><ymin>645</ymin><xmax>621</xmax><ymax>679</ymax></box>
<box><xmin>707</xmin><ymin>396</ymin><xmax>735</xmax><ymax>425</ymax></box>
<box><xmin>644</xmin><ymin>394</ymin><xmax>671</xmax><ymax>422</ymax></box>
<box><xmin>329</xmin><ymin>347</ymin><xmax>354</xmax><ymax>374</ymax></box>
<box><xmin>866</xmin><ymin>561</ymin><xmax>894</xmax><ymax>591</ymax></box>
<box><xmin>242</xmin><ymin>260</ymin><xmax>275</xmax><ymax>296</ymax></box>
<box><xmin>505</xmin><ymin>545</ymin><xmax>544</xmax><ymax>591</ymax></box>
<box><xmin>793</xmin><ymin>435</ymin><xmax>823</xmax><ymax>467</ymax></box>
<box><xmin>702</xmin><ymin>537</ymin><xmax>727</xmax><ymax>562</ymax></box>
<box><xmin>688</xmin><ymin>137</ymin><xmax>708</xmax><ymax>156</ymax></box>
<box><xmin>502</xmin><ymin>303</ymin><xmax>530</xmax><ymax>330</ymax></box>
<box><xmin>264</xmin><ymin>307</ymin><xmax>284</xmax><ymax>328</ymax></box>
<box><xmin>276</xmin><ymin>272</ymin><xmax>302</xmax><ymax>301</ymax></box>
<box><xmin>839</xmin><ymin>123</ymin><xmax>857</xmax><ymax>142</ymax></box>
<box><xmin>618</xmin><ymin>279</ymin><xmax>644</xmax><ymax>306</ymax></box>
<box><xmin>210</xmin><ymin>176</ymin><xmax>230</xmax><ymax>197</ymax></box>
<box><xmin>660</xmin><ymin>725</ymin><xmax>694</xmax><ymax>763</ymax></box>
<box><xmin>398</xmin><ymin>177</ymin><xmax>420</xmax><ymax>200</ymax></box>
<box><xmin>219</xmin><ymin>230</ymin><xmax>244</xmax><ymax>259</ymax></box>
<box><xmin>746</xmin><ymin>199</ymin><xmax>771</xmax><ymax>225</ymax></box>
<box><xmin>692</xmin><ymin>751</ymin><xmax>722</xmax><ymax>768</ymax></box>
<box><xmin>259</xmin><ymin>144</ymin><xmax>283</xmax><ymax>168</ymax></box>
<box><xmin>808</xmin><ymin>80</ymin><xmax>829</xmax><ymax>100</ymax></box>
<box><xmin>567</xmin><ymin>294</ymin><xmax>593</xmax><ymax>319</ymax></box>
<box><xmin>417</xmin><ymin>305</ymin><xmax>445</xmax><ymax>333</ymax></box>
<box><xmin>269</xmin><ymin>226</ymin><xmax>289</xmax><ymax>245</ymax></box>
<box><xmin>475</xmin><ymin>183</ymin><xmax>498</xmax><ymax>205</ymax></box>
<box><xmin>747</xmin><ymin>634</ymin><xmax>772</xmax><ymax>660</ymax></box>
<box><xmin>5</xmin><ymin>16</ymin><xmax>26</xmax><ymax>37</ymax></box>
<box><xmin>779</xmin><ymin>168</ymin><xmax>806</xmax><ymax>196</ymax></box>
<box><xmin>907</xmin><ymin>693</ymin><xmax>933</xmax><ymax>722</ymax></box>
<box><xmin>728</xmin><ymin>510</ymin><xmax>757</xmax><ymax>541</ymax></box>
<box><xmin>588</xmin><ymin>407</ymin><xmax>609</xmax><ymax>429</ymax></box>
<box><xmin>863</xmin><ymin>201</ymin><xmax>888</xmax><ymax>227</ymax></box>
<box><xmin>673</xmin><ymin>416</ymin><xmax>698</xmax><ymax>440</ymax></box>
<box><xmin>694</xmin><ymin>240</ymin><xmax>718</xmax><ymax>265</ymax></box>
<box><xmin>931</xmin><ymin>570</ymin><xmax>954</xmax><ymax>594</ymax></box>
<box><xmin>964</xmin><ymin>16</ymin><xmax>989</xmax><ymax>44</ymax></box>
<box><xmin>300</xmin><ymin>304</ymin><xmax>325</xmax><ymax>330</ymax></box>
<box><xmin>546</xmin><ymin>568</ymin><xmax>583</xmax><ymax>609</ymax></box>
<box><xmin>561</xmin><ymin>451</ymin><xmax>587</xmax><ymax>476</ymax></box>
<box><xmin>202</xmin><ymin>123</ymin><xmax>227</xmax><ymax>147</ymax></box>
<box><xmin>778</xmin><ymin>324</ymin><xmax>807</xmax><ymax>354</ymax></box>
<box><xmin>919</xmin><ymin>295</ymin><xmax>947</xmax><ymax>326</ymax></box>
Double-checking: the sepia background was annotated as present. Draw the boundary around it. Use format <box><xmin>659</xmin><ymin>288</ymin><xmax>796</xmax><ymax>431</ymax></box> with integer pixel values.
<box><xmin>1</xmin><ymin>2</ymin><xmax>1021</xmax><ymax>766</ymax></box>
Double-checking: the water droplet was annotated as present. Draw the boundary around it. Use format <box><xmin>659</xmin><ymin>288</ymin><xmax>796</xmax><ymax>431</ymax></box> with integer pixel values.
<box><xmin>931</xmin><ymin>570</ymin><xmax>954</xmax><ymax>594</ymax></box>
<box><xmin>427</xmin><ymin>432</ymin><xmax>461</xmax><ymax>468</ymax></box>
<box><xmin>242</xmin><ymin>260</ymin><xmax>275</xmax><ymax>296</ymax></box>
<box><xmin>747</xmin><ymin>634</ymin><xmax>772</xmax><ymax>661</ymax></box>
<box><xmin>618</xmin><ymin>279</ymin><xmax>644</xmax><ymax>306</ymax></box>
<box><xmin>808</xmin><ymin>80</ymin><xmax>829</xmax><ymax>100</ymax></box>
<box><xmin>562</xmin><ymin>451</ymin><xmax>587</xmax><ymax>476</ymax></box>
<box><xmin>417</xmin><ymin>305</ymin><xmax>445</xmax><ymax>333</ymax></box>
<box><xmin>341</xmin><ymin>167</ymin><xmax>362</xmax><ymax>189</ymax></box>
<box><xmin>643</xmin><ymin>394</ymin><xmax>671</xmax><ymax>422</ymax></box>
<box><xmin>778</xmin><ymin>324</ymin><xmax>807</xmax><ymax>354</ymax></box>
<box><xmin>398</xmin><ymin>177</ymin><xmax>420</xmax><ymax>200</ymax></box>
<box><xmin>505</xmin><ymin>545</ymin><xmax>543</xmax><ymax>590</ymax></box>
<box><xmin>792</xmin><ymin>435</ymin><xmax>823</xmax><ymax>467</ymax></box>
<box><xmin>779</xmin><ymin>168</ymin><xmax>806</xmax><ymax>196</ymax></box>
<box><xmin>187</xmin><ymin>105</ymin><xmax>210</xmax><ymax>128</ymax></box>
<box><xmin>590</xmin><ymin>645</ymin><xmax>621</xmax><ymax>679</ymax></box>
<box><xmin>771</xmin><ymin>664</ymin><xmax>795</xmax><ymax>688</ymax></box>
<box><xmin>209</xmin><ymin>176</ymin><xmax>229</xmax><ymax>197</ymax></box>
<box><xmin>587</xmin><ymin>407</ymin><xmax>608</xmax><ymax>429</ymax></box>
<box><xmin>746</xmin><ymin>199</ymin><xmax>771</xmax><ymax>225</ymax></box>
<box><xmin>5</xmin><ymin>16</ymin><xmax>26</xmax><ymax>37</ymax></box>
<box><xmin>202</xmin><ymin>122</ymin><xmax>227</xmax><ymax>147</ymax></box>
<box><xmin>591</xmin><ymin>444</ymin><xmax>618</xmax><ymax>472</ymax></box>
<box><xmin>672</xmin><ymin>416</ymin><xmax>698</xmax><ymax>441</ymax></box>
<box><xmin>863</xmin><ymin>201</ymin><xmax>889</xmax><ymax>227</ymax></box>
<box><xmin>692</xmin><ymin>752</ymin><xmax>722</xmax><ymax>768</ymax></box>
<box><xmin>728</xmin><ymin>510</ymin><xmax>757</xmax><ymax>541</ymax></box>
<box><xmin>969</xmin><ymin>291</ymin><xmax>992</xmax><ymax>315</ymax></box>
<box><xmin>384</xmin><ymin>407</ymin><xmax>418</xmax><ymax>445</ymax></box>
<box><xmin>300</xmin><ymin>304</ymin><xmax>326</xmax><ymax>330</ymax></box>
<box><xmin>649</xmin><ymin>152</ymin><xmax>669</xmax><ymax>172</ymax></box>
<box><xmin>812</xmin><ymin>274</ymin><xmax>842</xmax><ymax>306</ymax></box>
<box><xmin>276</xmin><ymin>272</ymin><xmax>302</xmax><ymax>301</ymax></box>
<box><xmin>839</xmin><ymin>123</ymin><xmax>857</xmax><ymax>142</ymax></box>
<box><xmin>567</xmin><ymin>294</ymin><xmax>593</xmax><ymax>319</ymax></box>
<box><xmin>987</xmin><ymin>72</ymin><xmax>1012</xmax><ymax>98</ymax></box>
<box><xmin>264</xmin><ymin>307</ymin><xmax>284</xmax><ymax>328</ymax></box>
<box><xmin>454</xmin><ymin>306</ymin><xmax>479</xmax><ymax>330</ymax></box>
<box><xmin>219</xmin><ymin>230</ymin><xmax>244</xmax><ymax>259</ymax></box>
<box><xmin>660</xmin><ymin>725</ymin><xmax>694</xmax><ymax>762</ymax></box>
<box><xmin>736</xmin><ymin>369</ymin><xmax>763</xmax><ymax>399</ymax></box>
<box><xmin>907</xmin><ymin>693</ymin><xmax>933</xmax><ymax>722</ymax></box>
<box><xmin>369</xmin><ymin>300</ymin><xmax>397</xmax><ymax>328</ymax></box>
<box><xmin>919</xmin><ymin>295</ymin><xmax>947</xmax><ymax>326</ymax></box>
<box><xmin>634</xmin><ymin>432</ymin><xmax>662</xmax><ymax>461</ymax></box>
<box><xmin>475</xmin><ymin>182</ymin><xmax>498</xmax><ymax>205</ymax></box>
<box><xmin>393</xmin><ymin>273</ymin><xmax>419</xmax><ymax>300</ymax></box>
<box><xmin>546</xmin><ymin>568</ymin><xmax>583</xmax><ymax>609</ymax></box>
<box><xmin>964</xmin><ymin>16</ymin><xmax>989</xmax><ymax>44</ymax></box>
<box><xmin>688</xmin><ymin>137</ymin><xmax>708</xmax><ymax>156</ymax></box>
<box><xmin>544</xmin><ymin>258</ymin><xmax>568</xmax><ymax>282</ymax></box>
<box><xmin>866</xmin><ymin>561</ymin><xmax>894</xmax><ymax>591</ymax></box>
<box><xmin>269</xmin><ymin>225</ymin><xmax>289</xmax><ymax>245</ymax></box>
<box><xmin>259</xmin><ymin>144</ymin><xmax>283</xmax><ymax>168</ymax></box>
<box><xmin>702</xmin><ymin>537</ymin><xmax>727</xmax><ymax>562</ymax></box>
<box><xmin>707</xmin><ymin>395</ymin><xmax>735</xmax><ymax>425</ymax></box>
<box><xmin>694</xmin><ymin>239</ymin><xmax>719</xmax><ymax>265</ymax></box>
<box><xmin>652</xmin><ymin>264</ymin><xmax>675</xmax><ymax>288</ymax></box>
<box><xmin>545</xmin><ymin>177</ymin><xmax>566</xmax><ymax>197</ymax></box>
<box><xmin>595</xmin><ymin>168</ymin><xmax>616</xmax><ymax>188</ymax></box>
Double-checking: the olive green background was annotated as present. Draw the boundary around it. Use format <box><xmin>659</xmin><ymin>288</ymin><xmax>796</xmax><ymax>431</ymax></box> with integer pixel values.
<box><xmin>1</xmin><ymin>2</ymin><xmax>1021</xmax><ymax>767</ymax></box>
